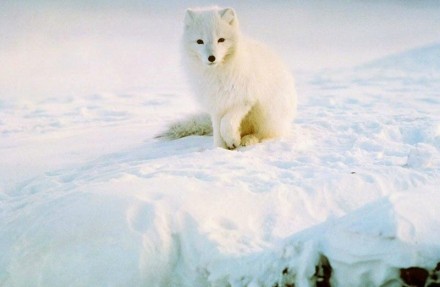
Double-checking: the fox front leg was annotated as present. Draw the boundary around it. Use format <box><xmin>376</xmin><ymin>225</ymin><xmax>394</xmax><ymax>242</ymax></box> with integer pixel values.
<box><xmin>220</xmin><ymin>104</ymin><xmax>252</xmax><ymax>149</ymax></box>
<box><xmin>211</xmin><ymin>115</ymin><xmax>227</xmax><ymax>148</ymax></box>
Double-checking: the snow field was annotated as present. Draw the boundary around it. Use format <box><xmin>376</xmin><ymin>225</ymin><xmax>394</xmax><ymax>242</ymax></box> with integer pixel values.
<box><xmin>1</xmin><ymin>1</ymin><xmax>440</xmax><ymax>286</ymax></box>
<box><xmin>2</xmin><ymin>44</ymin><xmax>440</xmax><ymax>286</ymax></box>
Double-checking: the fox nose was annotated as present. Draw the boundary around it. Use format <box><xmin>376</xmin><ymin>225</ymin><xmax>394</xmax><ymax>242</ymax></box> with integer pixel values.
<box><xmin>208</xmin><ymin>55</ymin><xmax>216</xmax><ymax>62</ymax></box>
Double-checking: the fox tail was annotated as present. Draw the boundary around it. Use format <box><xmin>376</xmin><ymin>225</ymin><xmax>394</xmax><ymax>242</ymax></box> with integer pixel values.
<box><xmin>156</xmin><ymin>113</ymin><xmax>212</xmax><ymax>139</ymax></box>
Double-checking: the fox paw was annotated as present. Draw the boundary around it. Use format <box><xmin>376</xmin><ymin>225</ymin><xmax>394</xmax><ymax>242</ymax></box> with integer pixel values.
<box><xmin>240</xmin><ymin>134</ymin><xmax>259</xmax><ymax>146</ymax></box>
<box><xmin>220</xmin><ymin>120</ymin><xmax>240</xmax><ymax>149</ymax></box>
<box><xmin>224</xmin><ymin>135</ymin><xmax>241</xmax><ymax>150</ymax></box>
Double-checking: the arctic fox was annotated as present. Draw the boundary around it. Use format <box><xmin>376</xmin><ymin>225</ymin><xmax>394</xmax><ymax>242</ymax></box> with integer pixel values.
<box><xmin>162</xmin><ymin>7</ymin><xmax>297</xmax><ymax>149</ymax></box>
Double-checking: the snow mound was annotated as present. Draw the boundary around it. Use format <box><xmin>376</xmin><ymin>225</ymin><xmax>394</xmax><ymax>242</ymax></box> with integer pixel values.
<box><xmin>361</xmin><ymin>43</ymin><xmax>440</xmax><ymax>75</ymax></box>
<box><xmin>348</xmin><ymin>43</ymin><xmax>440</xmax><ymax>92</ymax></box>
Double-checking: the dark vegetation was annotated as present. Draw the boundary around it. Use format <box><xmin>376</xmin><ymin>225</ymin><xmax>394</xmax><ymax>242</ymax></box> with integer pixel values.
<box><xmin>272</xmin><ymin>258</ymin><xmax>440</xmax><ymax>287</ymax></box>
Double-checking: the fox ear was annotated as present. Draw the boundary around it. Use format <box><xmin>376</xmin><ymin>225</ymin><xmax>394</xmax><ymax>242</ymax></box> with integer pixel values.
<box><xmin>184</xmin><ymin>9</ymin><xmax>196</xmax><ymax>27</ymax></box>
<box><xmin>219</xmin><ymin>8</ymin><xmax>236</xmax><ymax>25</ymax></box>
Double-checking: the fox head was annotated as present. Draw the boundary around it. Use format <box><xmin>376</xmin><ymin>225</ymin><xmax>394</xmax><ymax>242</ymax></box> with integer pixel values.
<box><xmin>183</xmin><ymin>7</ymin><xmax>240</xmax><ymax>67</ymax></box>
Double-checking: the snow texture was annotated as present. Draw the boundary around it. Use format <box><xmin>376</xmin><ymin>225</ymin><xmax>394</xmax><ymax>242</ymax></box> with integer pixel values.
<box><xmin>1</xmin><ymin>1</ymin><xmax>440</xmax><ymax>286</ymax></box>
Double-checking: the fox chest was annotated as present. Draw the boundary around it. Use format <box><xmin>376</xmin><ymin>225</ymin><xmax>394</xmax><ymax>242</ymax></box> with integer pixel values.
<box><xmin>197</xmin><ymin>74</ymin><xmax>258</xmax><ymax>113</ymax></box>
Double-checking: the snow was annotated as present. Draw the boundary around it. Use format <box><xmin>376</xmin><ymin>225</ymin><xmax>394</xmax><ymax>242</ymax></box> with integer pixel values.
<box><xmin>1</xmin><ymin>1</ymin><xmax>440</xmax><ymax>286</ymax></box>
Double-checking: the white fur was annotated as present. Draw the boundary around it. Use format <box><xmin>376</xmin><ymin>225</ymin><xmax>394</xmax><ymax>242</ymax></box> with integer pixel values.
<box><xmin>181</xmin><ymin>6</ymin><xmax>297</xmax><ymax>149</ymax></box>
<box><xmin>157</xmin><ymin>113</ymin><xmax>212</xmax><ymax>139</ymax></box>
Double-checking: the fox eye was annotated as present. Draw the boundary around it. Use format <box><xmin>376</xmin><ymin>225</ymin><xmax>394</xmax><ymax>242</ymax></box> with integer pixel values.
<box><xmin>218</xmin><ymin>38</ymin><xmax>225</xmax><ymax>43</ymax></box>
<box><xmin>196</xmin><ymin>39</ymin><xmax>204</xmax><ymax>44</ymax></box>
